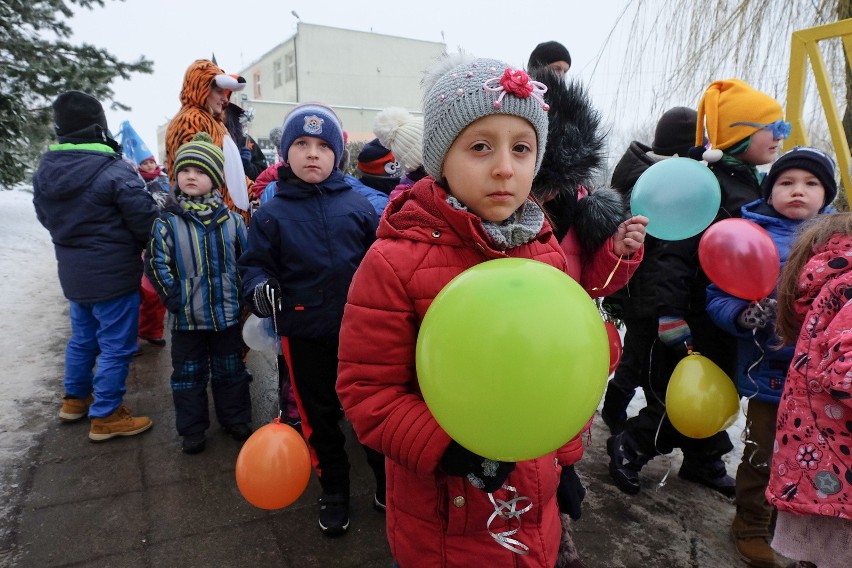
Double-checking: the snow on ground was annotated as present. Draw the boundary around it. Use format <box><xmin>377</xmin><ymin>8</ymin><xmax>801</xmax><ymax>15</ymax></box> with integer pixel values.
<box><xmin>0</xmin><ymin>188</ymin><xmax>68</xmax><ymax>524</ymax></box>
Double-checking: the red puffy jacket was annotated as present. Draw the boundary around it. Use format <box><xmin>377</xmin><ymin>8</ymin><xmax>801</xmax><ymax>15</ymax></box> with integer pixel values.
<box><xmin>338</xmin><ymin>178</ymin><xmax>640</xmax><ymax>567</ymax></box>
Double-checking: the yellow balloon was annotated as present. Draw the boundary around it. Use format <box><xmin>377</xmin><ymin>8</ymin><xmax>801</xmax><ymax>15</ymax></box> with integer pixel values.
<box><xmin>665</xmin><ymin>354</ymin><xmax>740</xmax><ymax>439</ymax></box>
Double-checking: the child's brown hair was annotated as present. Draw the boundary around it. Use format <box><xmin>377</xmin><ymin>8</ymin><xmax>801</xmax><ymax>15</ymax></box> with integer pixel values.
<box><xmin>776</xmin><ymin>212</ymin><xmax>852</xmax><ymax>344</ymax></box>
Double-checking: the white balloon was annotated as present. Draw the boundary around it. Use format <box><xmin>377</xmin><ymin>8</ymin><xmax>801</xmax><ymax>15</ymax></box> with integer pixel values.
<box><xmin>222</xmin><ymin>134</ymin><xmax>250</xmax><ymax>211</ymax></box>
<box><xmin>242</xmin><ymin>314</ymin><xmax>278</xmax><ymax>353</ymax></box>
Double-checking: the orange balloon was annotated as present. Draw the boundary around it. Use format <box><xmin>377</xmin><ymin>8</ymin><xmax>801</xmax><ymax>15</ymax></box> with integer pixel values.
<box><xmin>235</xmin><ymin>421</ymin><xmax>311</xmax><ymax>510</ymax></box>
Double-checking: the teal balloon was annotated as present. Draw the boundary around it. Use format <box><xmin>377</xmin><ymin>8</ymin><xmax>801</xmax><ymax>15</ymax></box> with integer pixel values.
<box><xmin>630</xmin><ymin>157</ymin><xmax>721</xmax><ymax>241</ymax></box>
<box><xmin>416</xmin><ymin>258</ymin><xmax>609</xmax><ymax>462</ymax></box>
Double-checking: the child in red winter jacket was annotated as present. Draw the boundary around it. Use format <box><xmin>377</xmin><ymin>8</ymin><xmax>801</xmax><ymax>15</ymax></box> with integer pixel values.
<box><xmin>336</xmin><ymin>54</ymin><xmax>647</xmax><ymax>568</ymax></box>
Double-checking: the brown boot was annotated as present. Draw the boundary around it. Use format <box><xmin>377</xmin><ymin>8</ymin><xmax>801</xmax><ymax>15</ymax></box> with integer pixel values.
<box><xmin>89</xmin><ymin>405</ymin><xmax>152</xmax><ymax>442</ymax></box>
<box><xmin>59</xmin><ymin>394</ymin><xmax>94</xmax><ymax>422</ymax></box>
<box><xmin>731</xmin><ymin>515</ymin><xmax>780</xmax><ymax>567</ymax></box>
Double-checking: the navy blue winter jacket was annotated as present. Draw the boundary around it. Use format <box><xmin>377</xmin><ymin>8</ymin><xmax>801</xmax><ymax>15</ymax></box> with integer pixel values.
<box><xmin>705</xmin><ymin>200</ymin><xmax>803</xmax><ymax>404</ymax></box>
<box><xmin>33</xmin><ymin>144</ymin><xmax>157</xmax><ymax>303</ymax></box>
<box><xmin>239</xmin><ymin>168</ymin><xmax>378</xmax><ymax>342</ymax></box>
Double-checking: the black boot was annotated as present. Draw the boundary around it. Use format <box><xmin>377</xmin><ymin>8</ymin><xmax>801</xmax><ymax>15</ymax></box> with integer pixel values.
<box><xmin>678</xmin><ymin>456</ymin><xmax>735</xmax><ymax>497</ymax></box>
<box><xmin>600</xmin><ymin>381</ymin><xmax>634</xmax><ymax>435</ymax></box>
<box><xmin>606</xmin><ymin>430</ymin><xmax>649</xmax><ymax>495</ymax></box>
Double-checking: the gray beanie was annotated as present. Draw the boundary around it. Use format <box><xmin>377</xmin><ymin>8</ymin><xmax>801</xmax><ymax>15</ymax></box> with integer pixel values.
<box><xmin>422</xmin><ymin>55</ymin><xmax>550</xmax><ymax>179</ymax></box>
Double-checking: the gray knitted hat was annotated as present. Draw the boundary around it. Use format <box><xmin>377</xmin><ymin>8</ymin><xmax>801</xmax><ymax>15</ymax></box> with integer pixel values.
<box><xmin>422</xmin><ymin>55</ymin><xmax>550</xmax><ymax>179</ymax></box>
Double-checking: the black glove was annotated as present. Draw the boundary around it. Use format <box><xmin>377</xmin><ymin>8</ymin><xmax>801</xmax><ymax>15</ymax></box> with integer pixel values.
<box><xmin>440</xmin><ymin>441</ymin><xmax>515</xmax><ymax>493</ymax></box>
<box><xmin>252</xmin><ymin>278</ymin><xmax>281</xmax><ymax>317</ymax></box>
<box><xmin>556</xmin><ymin>465</ymin><xmax>586</xmax><ymax>520</ymax></box>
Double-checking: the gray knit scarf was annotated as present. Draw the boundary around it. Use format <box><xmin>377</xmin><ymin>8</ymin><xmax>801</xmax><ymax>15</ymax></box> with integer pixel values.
<box><xmin>447</xmin><ymin>196</ymin><xmax>544</xmax><ymax>250</ymax></box>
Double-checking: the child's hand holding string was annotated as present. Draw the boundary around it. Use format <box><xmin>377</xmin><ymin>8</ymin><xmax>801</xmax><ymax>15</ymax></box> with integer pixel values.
<box><xmin>612</xmin><ymin>215</ymin><xmax>649</xmax><ymax>257</ymax></box>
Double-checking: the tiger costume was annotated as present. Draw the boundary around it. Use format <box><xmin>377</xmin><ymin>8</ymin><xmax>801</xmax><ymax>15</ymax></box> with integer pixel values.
<box><xmin>165</xmin><ymin>59</ymin><xmax>251</xmax><ymax>223</ymax></box>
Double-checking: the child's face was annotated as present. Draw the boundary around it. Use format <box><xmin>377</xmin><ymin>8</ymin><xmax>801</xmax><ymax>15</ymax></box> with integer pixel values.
<box><xmin>441</xmin><ymin>114</ymin><xmax>537</xmax><ymax>223</ymax></box>
<box><xmin>138</xmin><ymin>158</ymin><xmax>158</xmax><ymax>173</ymax></box>
<box><xmin>287</xmin><ymin>136</ymin><xmax>336</xmax><ymax>184</ymax></box>
<box><xmin>768</xmin><ymin>168</ymin><xmax>825</xmax><ymax>220</ymax></box>
<box><xmin>177</xmin><ymin>166</ymin><xmax>214</xmax><ymax>197</ymax></box>
<box><xmin>206</xmin><ymin>85</ymin><xmax>229</xmax><ymax>116</ymax></box>
<box><xmin>737</xmin><ymin>128</ymin><xmax>780</xmax><ymax>166</ymax></box>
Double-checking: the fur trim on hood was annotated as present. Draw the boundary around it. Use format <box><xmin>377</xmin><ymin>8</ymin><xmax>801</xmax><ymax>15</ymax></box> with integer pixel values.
<box><xmin>529</xmin><ymin>69</ymin><xmax>605</xmax><ymax>200</ymax></box>
<box><xmin>529</xmin><ymin>68</ymin><xmax>623</xmax><ymax>254</ymax></box>
<box><xmin>574</xmin><ymin>187</ymin><xmax>624</xmax><ymax>254</ymax></box>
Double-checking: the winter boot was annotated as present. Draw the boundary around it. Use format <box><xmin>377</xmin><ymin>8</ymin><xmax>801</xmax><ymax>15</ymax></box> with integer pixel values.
<box><xmin>606</xmin><ymin>430</ymin><xmax>649</xmax><ymax>495</ymax></box>
<box><xmin>59</xmin><ymin>394</ymin><xmax>94</xmax><ymax>422</ymax></box>
<box><xmin>600</xmin><ymin>381</ymin><xmax>634</xmax><ymax>435</ymax></box>
<box><xmin>89</xmin><ymin>405</ymin><xmax>152</xmax><ymax>442</ymax></box>
<box><xmin>318</xmin><ymin>492</ymin><xmax>350</xmax><ymax>537</ymax></box>
<box><xmin>731</xmin><ymin>514</ymin><xmax>780</xmax><ymax>568</ymax></box>
<box><xmin>679</xmin><ymin>457</ymin><xmax>736</xmax><ymax>497</ymax></box>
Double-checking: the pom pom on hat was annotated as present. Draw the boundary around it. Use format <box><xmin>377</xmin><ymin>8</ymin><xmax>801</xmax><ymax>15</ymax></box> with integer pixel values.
<box><xmin>373</xmin><ymin>107</ymin><xmax>424</xmax><ymax>174</ymax></box>
<box><xmin>422</xmin><ymin>54</ymin><xmax>550</xmax><ymax>178</ymax></box>
<box><xmin>279</xmin><ymin>103</ymin><xmax>344</xmax><ymax>165</ymax></box>
<box><xmin>52</xmin><ymin>91</ymin><xmax>109</xmax><ymax>140</ymax></box>
<box><xmin>173</xmin><ymin>132</ymin><xmax>225</xmax><ymax>189</ymax></box>
<box><xmin>695</xmin><ymin>79</ymin><xmax>783</xmax><ymax>158</ymax></box>
<box><xmin>652</xmin><ymin>107</ymin><xmax>697</xmax><ymax>157</ymax></box>
<box><xmin>357</xmin><ymin>139</ymin><xmax>401</xmax><ymax>178</ymax></box>
<box><xmin>762</xmin><ymin>146</ymin><xmax>837</xmax><ymax>210</ymax></box>
<box><xmin>528</xmin><ymin>41</ymin><xmax>572</xmax><ymax>70</ymax></box>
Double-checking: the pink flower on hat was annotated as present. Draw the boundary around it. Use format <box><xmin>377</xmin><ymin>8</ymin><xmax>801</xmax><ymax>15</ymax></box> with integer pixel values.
<box><xmin>500</xmin><ymin>69</ymin><xmax>534</xmax><ymax>98</ymax></box>
<box><xmin>484</xmin><ymin>67</ymin><xmax>549</xmax><ymax>111</ymax></box>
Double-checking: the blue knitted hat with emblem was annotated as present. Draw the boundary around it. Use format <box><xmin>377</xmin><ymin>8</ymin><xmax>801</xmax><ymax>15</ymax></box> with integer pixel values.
<box><xmin>279</xmin><ymin>103</ymin><xmax>344</xmax><ymax>165</ymax></box>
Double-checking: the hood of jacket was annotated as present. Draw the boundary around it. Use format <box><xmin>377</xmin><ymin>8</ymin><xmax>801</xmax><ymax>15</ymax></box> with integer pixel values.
<box><xmin>32</xmin><ymin>146</ymin><xmax>119</xmax><ymax>202</ymax></box>
<box><xmin>610</xmin><ymin>141</ymin><xmax>659</xmax><ymax>199</ymax></box>
<box><xmin>179</xmin><ymin>59</ymin><xmax>226</xmax><ymax>110</ymax></box>
<box><xmin>378</xmin><ymin>176</ymin><xmax>554</xmax><ymax>258</ymax></box>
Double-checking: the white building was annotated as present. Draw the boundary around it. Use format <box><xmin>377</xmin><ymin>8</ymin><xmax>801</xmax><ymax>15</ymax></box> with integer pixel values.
<box><xmin>157</xmin><ymin>23</ymin><xmax>445</xmax><ymax>165</ymax></box>
<box><xmin>238</xmin><ymin>23</ymin><xmax>445</xmax><ymax>161</ymax></box>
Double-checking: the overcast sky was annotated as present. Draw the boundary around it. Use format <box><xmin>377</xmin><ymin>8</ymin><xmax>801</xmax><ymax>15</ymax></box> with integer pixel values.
<box><xmin>68</xmin><ymin>0</ymin><xmax>657</xmax><ymax>158</ymax></box>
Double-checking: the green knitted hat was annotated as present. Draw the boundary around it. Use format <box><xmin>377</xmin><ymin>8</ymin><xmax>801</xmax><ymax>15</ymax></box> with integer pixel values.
<box><xmin>173</xmin><ymin>132</ymin><xmax>225</xmax><ymax>189</ymax></box>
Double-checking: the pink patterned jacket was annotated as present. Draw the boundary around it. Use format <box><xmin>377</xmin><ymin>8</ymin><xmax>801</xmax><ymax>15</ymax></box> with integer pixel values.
<box><xmin>766</xmin><ymin>234</ymin><xmax>852</xmax><ymax>521</ymax></box>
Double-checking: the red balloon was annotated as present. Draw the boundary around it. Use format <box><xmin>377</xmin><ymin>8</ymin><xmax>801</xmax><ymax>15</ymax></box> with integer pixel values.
<box><xmin>605</xmin><ymin>321</ymin><xmax>622</xmax><ymax>375</ymax></box>
<box><xmin>235</xmin><ymin>420</ymin><xmax>311</xmax><ymax>510</ymax></box>
<box><xmin>698</xmin><ymin>219</ymin><xmax>780</xmax><ymax>300</ymax></box>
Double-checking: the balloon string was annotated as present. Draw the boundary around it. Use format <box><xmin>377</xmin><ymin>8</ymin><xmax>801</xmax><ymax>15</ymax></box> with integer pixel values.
<box><xmin>647</xmin><ymin>340</ymin><xmax>670</xmax><ymax>489</ymax></box>
<box><xmin>268</xmin><ymin>288</ymin><xmax>283</xmax><ymax>421</ymax></box>
<box><xmin>741</xmin><ymin>328</ymin><xmax>768</xmax><ymax>469</ymax></box>
<box><xmin>486</xmin><ymin>484</ymin><xmax>532</xmax><ymax>555</ymax></box>
<box><xmin>591</xmin><ymin>254</ymin><xmax>623</xmax><ymax>291</ymax></box>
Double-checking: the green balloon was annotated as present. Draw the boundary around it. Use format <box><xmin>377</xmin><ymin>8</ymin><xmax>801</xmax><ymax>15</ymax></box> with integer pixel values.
<box><xmin>416</xmin><ymin>258</ymin><xmax>609</xmax><ymax>462</ymax></box>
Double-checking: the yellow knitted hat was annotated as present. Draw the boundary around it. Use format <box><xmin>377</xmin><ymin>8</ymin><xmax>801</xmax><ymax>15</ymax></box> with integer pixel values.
<box><xmin>695</xmin><ymin>79</ymin><xmax>783</xmax><ymax>162</ymax></box>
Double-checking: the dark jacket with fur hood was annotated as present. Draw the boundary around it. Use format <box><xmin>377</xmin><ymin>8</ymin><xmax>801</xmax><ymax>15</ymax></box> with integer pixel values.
<box><xmin>529</xmin><ymin>68</ymin><xmax>642</xmax><ymax>294</ymax></box>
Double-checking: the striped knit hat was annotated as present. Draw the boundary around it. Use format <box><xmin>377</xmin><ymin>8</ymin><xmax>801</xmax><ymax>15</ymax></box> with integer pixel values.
<box><xmin>173</xmin><ymin>132</ymin><xmax>224</xmax><ymax>189</ymax></box>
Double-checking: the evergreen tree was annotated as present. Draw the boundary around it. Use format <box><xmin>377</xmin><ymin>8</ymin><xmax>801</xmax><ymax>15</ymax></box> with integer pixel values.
<box><xmin>0</xmin><ymin>0</ymin><xmax>152</xmax><ymax>188</ymax></box>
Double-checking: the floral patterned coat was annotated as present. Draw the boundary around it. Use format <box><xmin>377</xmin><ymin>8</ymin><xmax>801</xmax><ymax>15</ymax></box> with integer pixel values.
<box><xmin>766</xmin><ymin>233</ymin><xmax>852</xmax><ymax>521</ymax></box>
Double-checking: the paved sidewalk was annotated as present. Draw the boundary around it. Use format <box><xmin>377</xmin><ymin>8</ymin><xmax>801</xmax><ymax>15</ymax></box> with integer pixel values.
<box><xmin>6</xmin><ymin>343</ymin><xmax>391</xmax><ymax>568</ymax></box>
<box><xmin>3</xmin><ymin>336</ymin><xmax>755</xmax><ymax>568</ymax></box>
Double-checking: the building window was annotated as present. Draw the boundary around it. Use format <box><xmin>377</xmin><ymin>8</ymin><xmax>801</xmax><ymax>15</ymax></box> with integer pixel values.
<box><xmin>273</xmin><ymin>60</ymin><xmax>282</xmax><ymax>88</ymax></box>
<box><xmin>285</xmin><ymin>52</ymin><xmax>296</xmax><ymax>82</ymax></box>
<box><xmin>253</xmin><ymin>71</ymin><xmax>261</xmax><ymax>99</ymax></box>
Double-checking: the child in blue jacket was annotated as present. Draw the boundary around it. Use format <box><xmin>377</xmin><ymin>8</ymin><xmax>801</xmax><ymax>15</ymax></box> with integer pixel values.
<box><xmin>706</xmin><ymin>146</ymin><xmax>836</xmax><ymax>567</ymax></box>
<box><xmin>145</xmin><ymin>133</ymin><xmax>252</xmax><ymax>454</ymax></box>
<box><xmin>238</xmin><ymin>103</ymin><xmax>384</xmax><ymax>538</ymax></box>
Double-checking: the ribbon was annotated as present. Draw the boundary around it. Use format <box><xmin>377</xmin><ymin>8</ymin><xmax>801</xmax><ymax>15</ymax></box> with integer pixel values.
<box><xmin>485</xmin><ymin>484</ymin><xmax>533</xmax><ymax>555</ymax></box>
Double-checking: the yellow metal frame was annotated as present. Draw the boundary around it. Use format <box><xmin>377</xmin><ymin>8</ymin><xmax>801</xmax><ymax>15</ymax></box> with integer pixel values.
<box><xmin>785</xmin><ymin>19</ymin><xmax>852</xmax><ymax>202</ymax></box>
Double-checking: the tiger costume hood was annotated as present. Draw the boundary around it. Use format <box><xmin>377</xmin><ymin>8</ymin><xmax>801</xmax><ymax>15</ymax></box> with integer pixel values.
<box><xmin>165</xmin><ymin>59</ymin><xmax>248</xmax><ymax>221</ymax></box>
